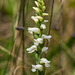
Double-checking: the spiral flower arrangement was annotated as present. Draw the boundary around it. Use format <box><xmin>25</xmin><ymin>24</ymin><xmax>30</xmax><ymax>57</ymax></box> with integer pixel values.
<box><xmin>26</xmin><ymin>0</ymin><xmax>52</xmax><ymax>74</ymax></box>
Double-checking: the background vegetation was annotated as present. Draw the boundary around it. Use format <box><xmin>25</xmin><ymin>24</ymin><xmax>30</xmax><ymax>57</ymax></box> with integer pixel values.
<box><xmin>0</xmin><ymin>0</ymin><xmax>75</xmax><ymax>75</ymax></box>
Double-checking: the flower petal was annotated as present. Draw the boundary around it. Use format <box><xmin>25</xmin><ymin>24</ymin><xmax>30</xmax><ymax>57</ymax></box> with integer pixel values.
<box><xmin>42</xmin><ymin>47</ymin><xmax>48</xmax><ymax>53</ymax></box>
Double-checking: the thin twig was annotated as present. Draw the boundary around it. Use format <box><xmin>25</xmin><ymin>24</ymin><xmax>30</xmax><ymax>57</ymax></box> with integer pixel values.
<box><xmin>0</xmin><ymin>45</ymin><xmax>31</xmax><ymax>65</ymax></box>
<box><xmin>43</xmin><ymin>0</ymin><xmax>55</xmax><ymax>58</ymax></box>
<box><xmin>14</xmin><ymin>37</ymin><xmax>22</xmax><ymax>68</ymax></box>
<box><xmin>22</xmin><ymin>0</ymin><xmax>25</xmax><ymax>74</ymax></box>
<box><xmin>48</xmin><ymin>0</ymin><xmax>55</xmax><ymax>35</ymax></box>
<box><xmin>25</xmin><ymin>0</ymin><xmax>29</xmax><ymax>16</ymax></box>
<box><xmin>60</xmin><ymin>0</ymin><xmax>64</xmax><ymax>75</ymax></box>
<box><xmin>45</xmin><ymin>0</ymin><xmax>55</xmax><ymax>47</ymax></box>
<box><xmin>10</xmin><ymin>0</ymin><xmax>22</xmax><ymax>74</ymax></box>
<box><xmin>0</xmin><ymin>46</ymin><xmax>11</xmax><ymax>55</ymax></box>
<box><xmin>15</xmin><ymin>0</ymin><xmax>29</xmax><ymax>69</ymax></box>
<box><xmin>51</xmin><ymin>68</ymin><xmax>64</xmax><ymax>75</ymax></box>
<box><xmin>44</xmin><ymin>0</ymin><xmax>55</xmax><ymax>74</ymax></box>
<box><xmin>13</xmin><ymin>66</ymin><xmax>28</xmax><ymax>75</ymax></box>
<box><xmin>0</xmin><ymin>45</ymin><xmax>22</xmax><ymax>61</ymax></box>
<box><xmin>53</xmin><ymin>0</ymin><xmax>64</xmax><ymax>30</ymax></box>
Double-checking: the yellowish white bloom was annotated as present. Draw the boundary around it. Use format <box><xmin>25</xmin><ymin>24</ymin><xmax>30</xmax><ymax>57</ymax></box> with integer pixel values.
<box><xmin>40</xmin><ymin>58</ymin><xmax>50</xmax><ymax>67</ymax></box>
<box><xmin>33</xmin><ymin>7</ymin><xmax>40</xmax><ymax>13</ymax></box>
<box><xmin>26</xmin><ymin>45</ymin><xmax>37</xmax><ymax>53</ymax></box>
<box><xmin>31</xmin><ymin>16</ymin><xmax>39</xmax><ymax>23</ymax></box>
<box><xmin>40</xmin><ymin>24</ymin><xmax>46</xmax><ymax>29</ymax></box>
<box><xmin>28</xmin><ymin>27</ymin><xmax>40</xmax><ymax>34</ymax></box>
<box><xmin>34</xmin><ymin>38</ymin><xmax>43</xmax><ymax>46</ymax></box>
<box><xmin>31</xmin><ymin>16</ymin><xmax>43</xmax><ymax>22</ymax></box>
<box><xmin>35</xmin><ymin>1</ymin><xmax>39</xmax><ymax>7</ymax></box>
<box><xmin>42</xmin><ymin>34</ymin><xmax>52</xmax><ymax>41</ymax></box>
<box><xmin>36</xmin><ymin>16</ymin><xmax>43</xmax><ymax>21</ymax></box>
<box><xmin>42</xmin><ymin>13</ymin><xmax>49</xmax><ymax>16</ymax></box>
<box><xmin>41</xmin><ymin>1</ymin><xmax>45</xmax><ymax>6</ymax></box>
<box><xmin>42</xmin><ymin>6</ymin><xmax>46</xmax><ymax>11</ymax></box>
<box><xmin>42</xmin><ymin>47</ymin><xmax>48</xmax><ymax>53</ymax></box>
<box><xmin>31</xmin><ymin>64</ymin><xmax>43</xmax><ymax>72</ymax></box>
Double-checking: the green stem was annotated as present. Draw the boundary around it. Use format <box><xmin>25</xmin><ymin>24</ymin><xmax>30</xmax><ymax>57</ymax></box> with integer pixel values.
<box><xmin>38</xmin><ymin>69</ymin><xmax>45</xmax><ymax>75</ymax></box>
<box><xmin>35</xmin><ymin>51</ymin><xmax>45</xmax><ymax>75</ymax></box>
<box><xmin>35</xmin><ymin>52</ymin><xmax>40</xmax><ymax>64</ymax></box>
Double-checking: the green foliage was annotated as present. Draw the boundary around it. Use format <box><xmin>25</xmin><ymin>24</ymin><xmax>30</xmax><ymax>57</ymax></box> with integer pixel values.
<box><xmin>69</xmin><ymin>1</ymin><xmax>75</xmax><ymax>8</ymax></box>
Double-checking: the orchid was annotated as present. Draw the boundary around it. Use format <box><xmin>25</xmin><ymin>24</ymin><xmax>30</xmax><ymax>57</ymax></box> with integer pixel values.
<box><xmin>40</xmin><ymin>58</ymin><xmax>51</xmax><ymax>67</ymax></box>
<box><xmin>34</xmin><ymin>38</ymin><xmax>43</xmax><ymax>46</ymax></box>
<box><xmin>31</xmin><ymin>16</ymin><xmax>39</xmax><ymax>23</ymax></box>
<box><xmin>26</xmin><ymin>0</ymin><xmax>52</xmax><ymax>74</ymax></box>
<box><xmin>42</xmin><ymin>34</ymin><xmax>52</xmax><ymax>41</ymax></box>
<box><xmin>26</xmin><ymin>45</ymin><xmax>37</xmax><ymax>53</ymax></box>
<box><xmin>42</xmin><ymin>47</ymin><xmax>48</xmax><ymax>53</ymax></box>
<box><xmin>28</xmin><ymin>27</ymin><xmax>40</xmax><ymax>34</ymax></box>
<box><xmin>40</xmin><ymin>24</ymin><xmax>46</xmax><ymax>29</ymax></box>
<box><xmin>31</xmin><ymin>64</ymin><xmax>43</xmax><ymax>72</ymax></box>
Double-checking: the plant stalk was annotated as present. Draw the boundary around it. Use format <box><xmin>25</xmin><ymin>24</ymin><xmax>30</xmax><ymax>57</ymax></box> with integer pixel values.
<box><xmin>22</xmin><ymin>0</ymin><xmax>25</xmax><ymax>74</ymax></box>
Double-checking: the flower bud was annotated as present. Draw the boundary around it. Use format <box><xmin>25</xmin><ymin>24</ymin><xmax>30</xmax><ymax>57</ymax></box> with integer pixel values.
<box><xmin>42</xmin><ymin>6</ymin><xmax>46</xmax><ymax>11</ymax></box>
<box><xmin>35</xmin><ymin>1</ymin><xmax>39</xmax><ymax>7</ymax></box>
<box><xmin>41</xmin><ymin>1</ymin><xmax>44</xmax><ymax>6</ymax></box>
<box><xmin>40</xmin><ymin>24</ymin><xmax>46</xmax><ymax>29</ymax></box>
<box><xmin>33</xmin><ymin>7</ymin><xmax>40</xmax><ymax>13</ymax></box>
<box><xmin>42</xmin><ymin>13</ymin><xmax>49</xmax><ymax>16</ymax></box>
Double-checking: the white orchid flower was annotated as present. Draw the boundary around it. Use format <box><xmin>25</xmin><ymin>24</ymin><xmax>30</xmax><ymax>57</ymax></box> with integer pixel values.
<box><xmin>42</xmin><ymin>47</ymin><xmax>48</xmax><ymax>53</ymax></box>
<box><xmin>40</xmin><ymin>24</ymin><xmax>46</xmax><ymax>29</ymax></box>
<box><xmin>34</xmin><ymin>38</ymin><xmax>43</xmax><ymax>46</ymax></box>
<box><xmin>42</xmin><ymin>34</ymin><xmax>52</xmax><ymax>41</ymax></box>
<box><xmin>31</xmin><ymin>16</ymin><xmax>39</xmax><ymax>23</ymax></box>
<box><xmin>28</xmin><ymin>27</ymin><xmax>40</xmax><ymax>34</ymax></box>
<box><xmin>40</xmin><ymin>58</ymin><xmax>50</xmax><ymax>67</ymax></box>
<box><xmin>31</xmin><ymin>64</ymin><xmax>43</xmax><ymax>72</ymax></box>
<box><xmin>26</xmin><ymin>45</ymin><xmax>37</xmax><ymax>53</ymax></box>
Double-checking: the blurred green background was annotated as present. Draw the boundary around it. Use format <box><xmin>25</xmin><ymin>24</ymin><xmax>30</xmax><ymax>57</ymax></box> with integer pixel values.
<box><xmin>0</xmin><ymin>0</ymin><xmax>75</xmax><ymax>75</ymax></box>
